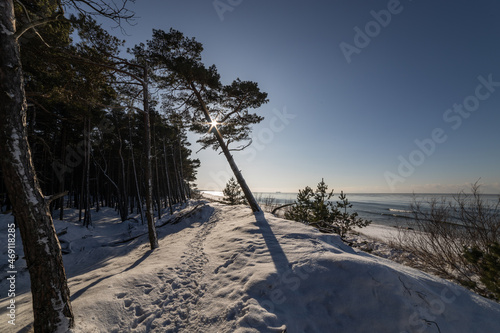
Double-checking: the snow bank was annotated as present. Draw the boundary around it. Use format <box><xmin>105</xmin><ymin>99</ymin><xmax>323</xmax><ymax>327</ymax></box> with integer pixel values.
<box><xmin>1</xmin><ymin>202</ymin><xmax>499</xmax><ymax>332</ymax></box>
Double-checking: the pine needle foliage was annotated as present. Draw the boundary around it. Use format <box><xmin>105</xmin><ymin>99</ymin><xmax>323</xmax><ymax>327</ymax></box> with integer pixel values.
<box><xmin>285</xmin><ymin>179</ymin><xmax>371</xmax><ymax>238</ymax></box>
<box><xmin>223</xmin><ymin>177</ymin><xmax>246</xmax><ymax>205</ymax></box>
<box><xmin>464</xmin><ymin>242</ymin><xmax>500</xmax><ymax>300</ymax></box>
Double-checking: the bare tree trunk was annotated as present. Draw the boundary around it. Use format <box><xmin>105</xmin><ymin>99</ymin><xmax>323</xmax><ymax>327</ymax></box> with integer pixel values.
<box><xmin>177</xmin><ymin>133</ymin><xmax>190</xmax><ymax>199</ymax></box>
<box><xmin>95</xmin><ymin>167</ymin><xmax>100</xmax><ymax>212</ymax></box>
<box><xmin>0</xmin><ymin>1</ymin><xmax>74</xmax><ymax>331</ymax></box>
<box><xmin>154</xmin><ymin>147</ymin><xmax>162</xmax><ymax>219</ymax></box>
<box><xmin>83</xmin><ymin>118</ymin><xmax>92</xmax><ymax>227</ymax></box>
<box><xmin>142</xmin><ymin>68</ymin><xmax>159</xmax><ymax>249</ymax></box>
<box><xmin>152</xmin><ymin>120</ymin><xmax>162</xmax><ymax>219</ymax></box>
<box><xmin>190</xmin><ymin>85</ymin><xmax>261</xmax><ymax>212</ymax></box>
<box><xmin>58</xmin><ymin>127</ymin><xmax>67</xmax><ymax>220</ymax></box>
<box><xmin>163</xmin><ymin>141</ymin><xmax>174</xmax><ymax>215</ymax></box>
<box><xmin>175</xmin><ymin>134</ymin><xmax>186</xmax><ymax>201</ymax></box>
<box><xmin>129</xmin><ymin>114</ymin><xmax>144</xmax><ymax>224</ymax></box>
<box><xmin>117</xmin><ymin>130</ymin><xmax>129</xmax><ymax>221</ymax></box>
<box><xmin>171</xmin><ymin>145</ymin><xmax>185</xmax><ymax>202</ymax></box>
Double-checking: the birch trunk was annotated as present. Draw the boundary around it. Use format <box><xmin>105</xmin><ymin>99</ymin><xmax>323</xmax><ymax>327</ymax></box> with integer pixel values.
<box><xmin>0</xmin><ymin>1</ymin><xmax>74</xmax><ymax>330</ymax></box>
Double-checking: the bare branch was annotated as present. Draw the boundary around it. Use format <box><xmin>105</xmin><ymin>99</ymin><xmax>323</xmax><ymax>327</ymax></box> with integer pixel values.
<box><xmin>45</xmin><ymin>191</ymin><xmax>69</xmax><ymax>204</ymax></box>
<box><xmin>14</xmin><ymin>12</ymin><xmax>63</xmax><ymax>40</ymax></box>
<box><xmin>66</xmin><ymin>0</ymin><xmax>136</xmax><ymax>30</ymax></box>
<box><xmin>228</xmin><ymin>138</ymin><xmax>252</xmax><ymax>152</ymax></box>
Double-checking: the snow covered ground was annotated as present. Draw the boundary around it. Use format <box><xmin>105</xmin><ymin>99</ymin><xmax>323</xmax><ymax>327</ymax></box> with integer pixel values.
<box><xmin>1</xmin><ymin>201</ymin><xmax>500</xmax><ymax>332</ymax></box>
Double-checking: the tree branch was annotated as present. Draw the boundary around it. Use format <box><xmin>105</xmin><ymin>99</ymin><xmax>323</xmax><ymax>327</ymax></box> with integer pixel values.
<box><xmin>67</xmin><ymin>0</ymin><xmax>136</xmax><ymax>28</ymax></box>
<box><xmin>228</xmin><ymin>139</ymin><xmax>252</xmax><ymax>152</ymax></box>
<box><xmin>45</xmin><ymin>191</ymin><xmax>69</xmax><ymax>204</ymax></box>
<box><xmin>220</xmin><ymin>99</ymin><xmax>244</xmax><ymax>123</ymax></box>
<box><xmin>14</xmin><ymin>13</ymin><xmax>63</xmax><ymax>40</ymax></box>
<box><xmin>272</xmin><ymin>203</ymin><xmax>295</xmax><ymax>215</ymax></box>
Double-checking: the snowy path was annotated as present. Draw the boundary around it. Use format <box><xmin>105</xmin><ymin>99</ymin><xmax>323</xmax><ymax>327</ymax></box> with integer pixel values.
<box><xmin>111</xmin><ymin>204</ymin><xmax>219</xmax><ymax>332</ymax></box>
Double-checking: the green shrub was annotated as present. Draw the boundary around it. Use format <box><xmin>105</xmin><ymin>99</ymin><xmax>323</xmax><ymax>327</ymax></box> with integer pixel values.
<box><xmin>464</xmin><ymin>242</ymin><xmax>500</xmax><ymax>300</ymax></box>
<box><xmin>285</xmin><ymin>179</ymin><xmax>371</xmax><ymax>238</ymax></box>
<box><xmin>223</xmin><ymin>177</ymin><xmax>246</xmax><ymax>205</ymax></box>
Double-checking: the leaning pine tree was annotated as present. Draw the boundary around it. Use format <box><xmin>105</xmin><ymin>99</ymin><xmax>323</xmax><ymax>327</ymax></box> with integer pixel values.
<box><xmin>132</xmin><ymin>29</ymin><xmax>268</xmax><ymax>212</ymax></box>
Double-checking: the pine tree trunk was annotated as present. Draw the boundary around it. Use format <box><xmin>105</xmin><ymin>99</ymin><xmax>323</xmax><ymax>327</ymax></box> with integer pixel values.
<box><xmin>171</xmin><ymin>145</ymin><xmax>185</xmax><ymax>202</ymax></box>
<box><xmin>217</xmin><ymin>139</ymin><xmax>260</xmax><ymax>211</ymax></box>
<box><xmin>142</xmin><ymin>68</ymin><xmax>159</xmax><ymax>249</ymax></box>
<box><xmin>151</xmin><ymin>121</ymin><xmax>162</xmax><ymax>219</ymax></box>
<box><xmin>129</xmin><ymin>115</ymin><xmax>144</xmax><ymax>224</ymax></box>
<box><xmin>163</xmin><ymin>141</ymin><xmax>174</xmax><ymax>214</ymax></box>
<box><xmin>95</xmin><ymin>167</ymin><xmax>100</xmax><ymax>213</ymax></box>
<box><xmin>190</xmin><ymin>85</ymin><xmax>261</xmax><ymax>212</ymax></box>
<box><xmin>83</xmin><ymin>118</ymin><xmax>92</xmax><ymax>227</ymax></box>
<box><xmin>117</xmin><ymin>130</ymin><xmax>129</xmax><ymax>221</ymax></box>
<box><xmin>154</xmin><ymin>151</ymin><xmax>162</xmax><ymax>219</ymax></box>
<box><xmin>0</xmin><ymin>1</ymin><xmax>74</xmax><ymax>331</ymax></box>
<box><xmin>177</xmin><ymin>134</ymin><xmax>190</xmax><ymax>199</ymax></box>
<box><xmin>58</xmin><ymin>126</ymin><xmax>67</xmax><ymax>220</ymax></box>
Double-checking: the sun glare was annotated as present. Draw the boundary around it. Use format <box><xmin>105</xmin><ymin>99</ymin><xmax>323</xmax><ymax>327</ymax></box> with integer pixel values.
<box><xmin>207</xmin><ymin>118</ymin><xmax>221</xmax><ymax>133</ymax></box>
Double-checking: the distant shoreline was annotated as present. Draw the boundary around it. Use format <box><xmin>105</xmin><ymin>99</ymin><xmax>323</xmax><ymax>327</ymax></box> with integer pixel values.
<box><xmin>199</xmin><ymin>190</ymin><xmax>500</xmax><ymax>196</ymax></box>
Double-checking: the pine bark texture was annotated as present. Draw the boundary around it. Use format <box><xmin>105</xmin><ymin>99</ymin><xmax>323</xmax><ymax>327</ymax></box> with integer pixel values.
<box><xmin>0</xmin><ymin>1</ymin><xmax>74</xmax><ymax>331</ymax></box>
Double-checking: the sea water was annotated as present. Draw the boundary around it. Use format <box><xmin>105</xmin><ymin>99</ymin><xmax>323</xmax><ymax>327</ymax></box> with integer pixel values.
<box><xmin>254</xmin><ymin>192</ymin><xmax>500</xmax><ymax>228</ymax></box>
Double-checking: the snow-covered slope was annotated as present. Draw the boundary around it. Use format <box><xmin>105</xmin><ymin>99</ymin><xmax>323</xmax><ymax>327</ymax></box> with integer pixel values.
<box><xmin>1</xmin><ymin>201</ymin><xmax>499</xmax><ymax>332</ymax></box>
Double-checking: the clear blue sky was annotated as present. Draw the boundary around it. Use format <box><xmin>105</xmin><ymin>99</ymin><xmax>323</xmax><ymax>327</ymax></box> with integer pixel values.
<box><xmin>99</xmin><ymin>0</ymin><xmax>500</xmax><ymax>194</ymax></box>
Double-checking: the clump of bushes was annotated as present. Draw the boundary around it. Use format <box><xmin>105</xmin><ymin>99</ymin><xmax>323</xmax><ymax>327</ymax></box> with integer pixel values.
<box><xmin>285</xmin><ymin>179</ymin><xmax>371</xmax><ymax>238</ymax></box>
<box><xmin>395</xmin><ymin>183</ymin><xmax>500</xmax><ymax>300</ymax></box>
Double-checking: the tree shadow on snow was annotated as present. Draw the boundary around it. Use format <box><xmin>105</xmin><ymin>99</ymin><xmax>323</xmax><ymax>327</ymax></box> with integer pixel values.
<box><xmin>70</xmin><ymin>249</ymin><xmax>153</xmax><ymax>301</ymax></box>
<box><xmin>69</xmin><ymin>204</ymin><xmax>214</xmax><ymax>301</ymax></box>
<box><xmin>253</xmin><ymin>211</ymin><xmax>290</xmax><ymax>280</ymax></box>
<box><xmin>245</xmin><ymin>211</ymin><xmax>291</xmax><ymax>332</ymax></box>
